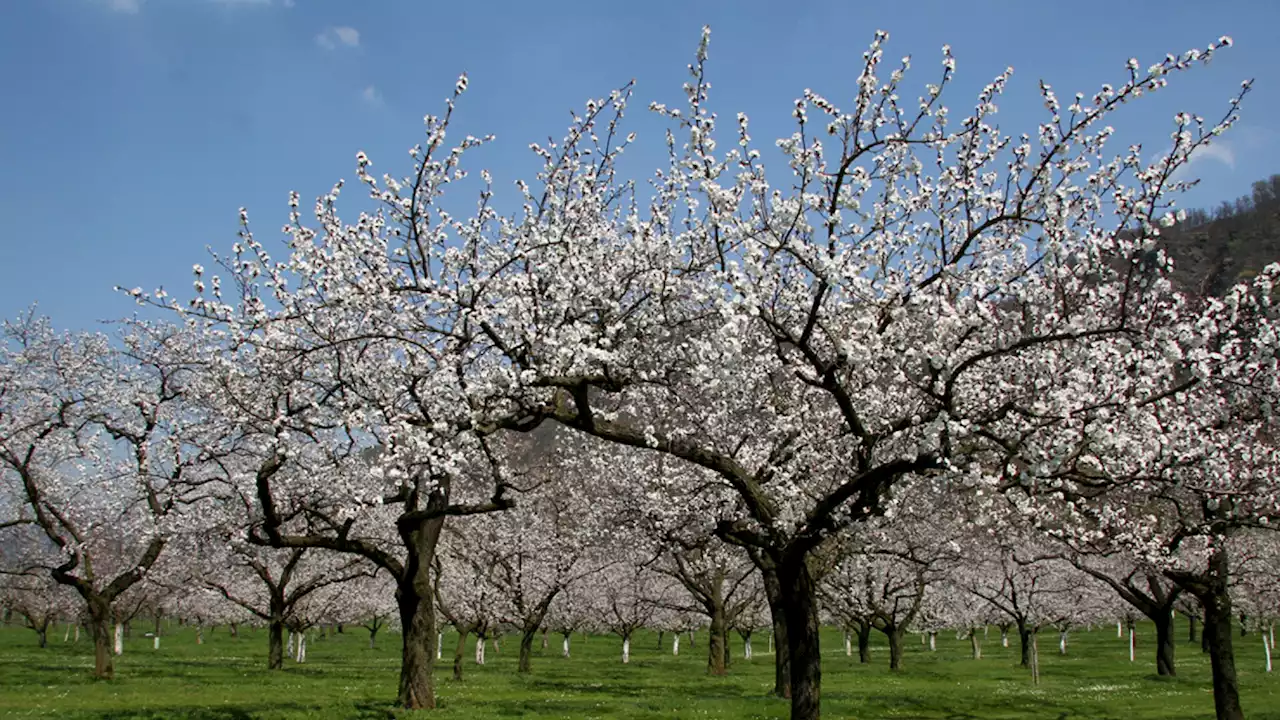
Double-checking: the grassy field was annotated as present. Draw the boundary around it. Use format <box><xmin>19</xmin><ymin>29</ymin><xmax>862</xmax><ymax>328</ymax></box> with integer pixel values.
<box><xmin>1</xmin><ymin>619</ymin><xmax>1279</xmax><ymax>719</ymax></box>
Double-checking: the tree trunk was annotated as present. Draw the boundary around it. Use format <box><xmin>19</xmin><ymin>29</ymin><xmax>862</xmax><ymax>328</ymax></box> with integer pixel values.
<box><xmin>857</xmin><ymin>623</ymin><xmax>872</xmax><ymax>664</ymax></box>
<box><xmin>561</xmin><ymin>632</ymin><xmax>570</xmax><ymax>658</ymax></box>
<box><xmin>887</xmin><ymin>628</ymin><xmax>904</xmax><ymax>671</ymax></box>
<box><xmin>395</xmin><ymin>585</ymin><xmax>436</xmax><ymax>708</ymax></box>
<box><xmin>89</xmin><ymin>604</ymin><xmax>113</xmax><ymax>679</ymax></box>
<box><xmin>1155</xmin><ymin>611</ymin><xmax>1176</xmax><ymax>677</ymax></box>
<box><xmin>1202</xmin><ymin>581</ymin><xmax>1244</xmax><ymax>720</ymax></box>
<box><xmin>1030</xmin><ymin>632</ymin><xmax>1040</xmax><ymax>684</ymax></box>
<box><xmin>970</xmin><ymin>628</ymin><xmax>982</xmax><ymax>660</ymax></box>
<box><xmin>368</xmin><ymin>627</ymin><xmax>378</xmax><ymax>650</ymax></box>
<box><xmin>707</xmin><ymin>602</ymin><xmax>727</xmax><ymax>676</ymax></box>
<box><xmin>1189</xmin><ymin>615</ymin><xmax>1198</xmax><ymax>643</ymax></box>
<box><xmin>518</xmin><ymin>627</ymin><xmax>537</xmax><ymax>673</ymax></box>
<box><xmin>760</xmin><ymin>564</ymin><xmax>791</xmax><ymax>698</ymax></box>
<box><xmin>475</xmin><ymin>635</ymin><xmax>486</xmax><ymax>665</ymax></box>
<box><xmin>1018</xmin><ymin>625</ymin><xmax>1032</xmax><ymax>668</ymax></box>
<box><xmin>268</xmin><ymin>621</ymin><xmax>284</xmax><ymax>670</ymax></box>
<box><xmin>622</xmin><ymin>634</ymin><xmax>631</xmax><ymax>664</ymax></box>
<box><xmin>36</xmin><ymin>626</ymin><xmax>48</xmax><ymax>649</ymax></box>
<box><xmin>393</xmin><ymin>513</ymin><xmax>443</xmax><ymax>711</ymax></box>
<box><xmin>453</xmin><ymin>628</ymin><xmax>468</xmax><ymax>680</ymax></box>
<box><xmin>778</xmin><ymin>560</ymin><xmax>821</xmax><ymax>720</ymax></box>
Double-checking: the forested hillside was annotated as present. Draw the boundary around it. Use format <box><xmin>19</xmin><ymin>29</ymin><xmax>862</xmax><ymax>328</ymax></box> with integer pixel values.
<box><xmin>1163</xmin><ymin>174</ymin><xmax>1280</xmax><ymax>296</ymax></box>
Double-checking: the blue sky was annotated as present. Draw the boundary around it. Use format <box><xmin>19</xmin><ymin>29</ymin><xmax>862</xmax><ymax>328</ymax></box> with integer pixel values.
<box><xmin>2</xmin><ymin>0</ymin><xmax>1277</xmax><ymax>330</ymax></box>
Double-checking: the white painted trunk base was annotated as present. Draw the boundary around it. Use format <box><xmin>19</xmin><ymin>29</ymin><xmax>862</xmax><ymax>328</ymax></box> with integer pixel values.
<box><xmin>113</xmin><ymin>624</ymin><xmax>123</xmax><ymax>655</ymax></box>
<box><xmin>622</xmin><ymin>637</ymin><xmax>630</xmax><ymax>664</ymax></box>
<box><xmin>672</xmin><ymin>634</ymin><xmax>680</xmax><ymax>656</ymax></box>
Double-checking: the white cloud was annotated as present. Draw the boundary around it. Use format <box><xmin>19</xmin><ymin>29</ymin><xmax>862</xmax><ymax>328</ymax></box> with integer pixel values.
<box><xmin>1171</xmin><ymin>140</ymin><xmax>1236</xmax><ymax>183</ymax></box>
<box><xmin>1186</xmin><ymin>141</ymin><xmax>1236</xmax><ymax>170</ymax></box>
<box><xmin>316</xmin><ymin>26</ymin><xmax>360</xmax><ymax>50</ymax></box>
<box><xmin>361</xmin><ymin>85</ymin><xmax>384</xmax><ymax>108</ymax></box>
<box><xmin>104</xmin><ymin>0</ymin><xmax>142</xmax><ymax>13</ymax></box>
<box><xmin>102</xmin><ymin>0</ymin><xmax>290</xmax><ymax>12</ymax></box>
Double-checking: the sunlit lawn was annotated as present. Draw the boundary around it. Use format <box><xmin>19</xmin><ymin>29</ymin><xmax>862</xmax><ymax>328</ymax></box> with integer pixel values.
<box><xmin>1</xmin><ymin>619</ymin><xmax>1279</xmax><ymax>718</ymax></box>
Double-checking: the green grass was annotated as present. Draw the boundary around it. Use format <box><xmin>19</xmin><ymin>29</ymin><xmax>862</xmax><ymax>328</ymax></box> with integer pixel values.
<box><xmin>1</xmin><ymin>620</ymin><xmax>1278</xmax><ymax>719</ymax></box>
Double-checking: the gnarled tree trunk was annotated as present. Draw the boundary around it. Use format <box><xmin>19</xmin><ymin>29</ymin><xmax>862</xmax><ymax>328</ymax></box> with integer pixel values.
<box><xmin>393</xmin><ymin>515</ymin><xmax>443</xmax><ymax>710</ymax></box>
<box><xmin>267</xmin><ymin>620</ymin><xmax>285</xmax><ymax>670</ymax></box>
<box><xmin>760</xmin><ymin>564</ymin><xmax>791</xmax><ymax>698</ymax></box>
<box><xmin>1154</xmin><ymin>611</ymin><xmax>1176</xmax><ymax>677</ymax></box>
<box><xmin>778</xmin><ymin>560</ymin><xmax>821</xmax><ymax>720</ymax></box>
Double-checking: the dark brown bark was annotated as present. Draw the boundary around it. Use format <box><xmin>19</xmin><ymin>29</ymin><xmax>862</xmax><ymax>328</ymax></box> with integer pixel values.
<box><xmin>759</xmin><ymin>564</ymin><xmax>791</xmax><ymax>698</ymax></box>
<box><xmin>267</xmin><ymin>620</ymin><xmax>284</xmax><ymax>670</ymax></box>
<box><xmin>707</xmin><ymin>602</ymin><xmax>727</xmax><ymax>676</ymax></box>
<box><xmin>1018</xmin><ymin>625</ymin><xmax>1032</xmax><ymax>668</ymax></box>
<box><xmin>393</xmin><ymin>515</ymin><xmax>443</xmax><ymax>711</ymax></box>
<box><xmin>395</xmin><ymin>583</ymin><xmax>436</xmax><ymax>709</ymax></box>
<box><xmin>1203</xmin><ymin>586</ymin><xmax>1244</xmax><ymax>720</ymax></box>
<box><xmin>1169</xmin><ymin>547</ymin><xmax>1244</xmax><ymax>720</ymax></box>
<box><xmin>518</xmin><ymin>627</ymin><xmax>537</xmax><ymax>673</ymax></box>
<box><xmin>857</xmin><ymin>622</ymin><xmax>872</xmax><ymax>664</ymax></box>
<box><xmin>779</xmin><ymin>560</ymin><xmax>821</xmax><ymax>720</ymax></box>
<box><xmin>886</xmin><ymin>628</ymin><xmax>905</xmax><ymax>670</ymax></box>
<box><xmin>1155</xmin><ymin>612</ymin><xmax>1176</xmax><ymax>677</ymax></box>
<box><xmin>453</xmin><ymin>627</ymin><xmax>469</xmax><ymax>680</ymax></box>
<box><xmin>88</xmin><ymin>604</ymin><xmax>113</xmax><ymax>680</ymax></box>
<box><xmin>1189</xmin><ymin>615</ymin><xmax>1197</xmax><ymax>643</ymax></box>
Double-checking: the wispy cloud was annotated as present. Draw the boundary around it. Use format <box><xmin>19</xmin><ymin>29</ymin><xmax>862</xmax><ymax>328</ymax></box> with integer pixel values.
<box><xmin>361</xmin><ymin>85</ymin><xmax>384</xmax><ymax>108</ymax></box>
<box><xmin>1172</xmin><ymin>140</ymin><xmax>1236</xmax><ymax>183</ymax></box>
<box><xmin>210</xmin><ymin>0</ymin><xmax>298</xmax><ymax>6</ymax></box>
<box><xmin>101</xmin><ymin>0</ymin><xmax>291</xmax><ymax>12</ymax></box>
<box><xmin>1185</xmin><ymin>141</ymin><xmax>1236</xmax><ymax>171</ymax></box>
<box><xmin>104</xmin><ymin>0</ymin><xmax>142</xmax><ymax>13</ymax></box>
<box><xmin>316</xmin><ymin>26</ymin><xmax>360</xmax><ymax>50</ymax></box>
